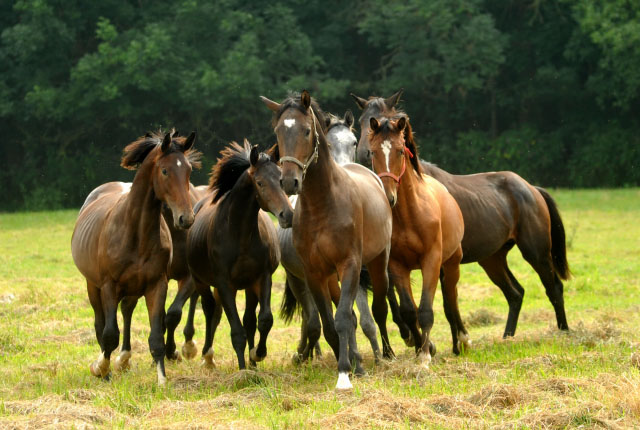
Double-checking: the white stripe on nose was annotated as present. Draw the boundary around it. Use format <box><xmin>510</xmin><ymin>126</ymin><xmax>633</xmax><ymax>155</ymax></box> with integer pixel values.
<box><xmin>382</xmin><ymin>140</ymin><xmax>392</xmax><ymax>172</ymax></box>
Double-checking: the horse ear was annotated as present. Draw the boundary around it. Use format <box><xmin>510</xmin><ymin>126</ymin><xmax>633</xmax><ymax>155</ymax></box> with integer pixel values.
<box><xmin>249</xmin><ymin>144</ymin><xmax>259</xmax><ymax>167</ymax></box>
<box><xmin>182</xmin><ymin>131</ymin><xmax>196</xmax><ymax>151</ymax></box>
<box><xmin>396</xmin><ymin>117</ymin><xmax>406</xmax><ymax>131</ymax></box>
<box><xmin>161</xmin><ymin>132</ymin><xmax>172</xmax><ymax>153</ymax></box>
<box><xmin>370</xmin><ymin>117</ymin><xmax>380</xmax><ymax>133</ymax></box>
<box><xmin>344</xmin><ymin>110</ymin><xmax>354</xmax><ymax>128</ymax></box>
<box><xmin>324</xmin><ymin>116</ymin><xmax>332</xmax><ymax>129</ymax></box>
<box><xmin>267</xmin><ymin>143</ymin><xmax>280</xmax><ymax>162</ymax></box>
<box><xmin>350</xmin><ymin>93</ymin><xmax>367</xmax><ymax>110</ymax></box>
<box><xmin>301</xmin><ymin>90</ymin><xmax>311</xmax><ymax>110</ymax></box>
<box><xmin>384</xmin><ymin>88</ymin><xmax>404</xmax><ymax>109</ymax></box>
<box><xmin>260</xmin><ymin>96</ymin><xmax>281</xmax><ymax>112</ymax></box>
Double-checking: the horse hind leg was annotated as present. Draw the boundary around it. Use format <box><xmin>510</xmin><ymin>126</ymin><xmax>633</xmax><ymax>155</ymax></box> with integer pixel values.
<box><xmin>366</xmin><ymin>251</ymin><xmax>395</xmax><ymax>360</ymax></box>
<box><xmin>478</xmin><ymin>247</ymin><xmax>525</xmax><ymax>338</ymax></box>
<box><xmin>286</xmin><ymin>272</ymin><xmax>321</xmax><ymax>363</ymax></box>
<box><xmin>165</xmin><ymin>276</ymin><xmax>196</xmax><ymax>361</ymax></box>
<box><xmin>113</xmin><ymin>296</ymin><xmax>137</xmax><ymax>372</ymax></box>
<box><xmin>90</xmin><ymin>283</ymin><xmax>120</xmax><ymax>380</ymax></box>
<box><xmin>144</xmin><ymin>279</ymin><xmax>169</xmax><ymax>385</ymax></box>
<box><xmin>87</xmin><ymin>282</ymin><xmax>109</xmax><ymax>379</ymax></box>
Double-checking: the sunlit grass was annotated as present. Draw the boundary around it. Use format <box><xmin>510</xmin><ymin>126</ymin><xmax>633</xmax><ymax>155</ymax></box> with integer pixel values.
<box><xmin>0</xmin><ymin>189</ymin><xmax>639</xmax><ymax>428</ymax></box>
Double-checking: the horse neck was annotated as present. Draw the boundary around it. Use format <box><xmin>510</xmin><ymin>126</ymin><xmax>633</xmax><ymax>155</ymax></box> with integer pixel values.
<box><xmin>299</xmin><ymin>122</ymin><xmax>340</xmax><ymax>204</ymax></box>
<box><xmin>394</xmin><ymin>164</ymin><xmax>422</xmax><ymax>219</ymax></box>
<box><xmin>123</xmin><ymin>159</ymin><xmax>164</xmax><ymax>246</ymax></box>
<box><xmin>219</xmin><ymin>171</ymin><xmax>261</xmax><ymax>238</ymax></box>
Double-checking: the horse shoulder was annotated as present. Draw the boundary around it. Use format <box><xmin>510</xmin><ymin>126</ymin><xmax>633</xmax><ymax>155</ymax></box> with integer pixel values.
<box><xmin>258</xmin><ymin>210</ymin><xmax>281</xmax><ymax>271</ymax></box>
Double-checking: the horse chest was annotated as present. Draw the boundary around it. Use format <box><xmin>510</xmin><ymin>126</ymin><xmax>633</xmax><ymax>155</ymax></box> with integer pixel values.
<box><xmin>390</xmin><ymin>227</ymin><xmax>428</xmax><ymax>269</ymax></box>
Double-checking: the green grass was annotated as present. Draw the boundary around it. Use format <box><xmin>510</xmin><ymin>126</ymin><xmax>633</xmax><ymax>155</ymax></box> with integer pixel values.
<box><xmin>0</xmin><ymin>189</ymin><xmax>639</xmax><ymax>429</ymax></box>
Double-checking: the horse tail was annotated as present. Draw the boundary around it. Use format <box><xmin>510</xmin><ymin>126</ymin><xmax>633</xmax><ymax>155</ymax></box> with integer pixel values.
<box><xmin>359</xmin><ymin>267</ymin><xmax>372</xmax><ymax>292</ymax></box>
<box><xmin>280</xmin><ymin>277</ymin><xmax>300</xmax><ymax>324</ymax></box>
<box><xmin>536</xmin><ymin>186</ymin><xmax>571</xmax><ymax>280</ymax></box>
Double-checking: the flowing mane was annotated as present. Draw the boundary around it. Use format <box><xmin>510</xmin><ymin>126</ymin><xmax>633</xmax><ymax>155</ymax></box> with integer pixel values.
<box><xmin>270</xmin><ymin>93</ymin><xmax>328</xmax><ymax>133</ymax></box>
<box><xmin>121</xmin><ymin>130</ymin><xmax>202</xmax><ymax>170</ymax></box>
<box><xmin>402</xmin><ymin>118</ymin><xmax>423</xmax><ymax>175</ymax></box>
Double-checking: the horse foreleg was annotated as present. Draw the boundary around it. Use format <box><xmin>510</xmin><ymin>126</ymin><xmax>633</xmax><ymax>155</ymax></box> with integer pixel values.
<box><xmin>165</xmin><ymin>276</ymin><xmax>195</xmax><ymax>361</ymax></box>
<box><xmin>417</xmin><ymin>252</ymin><xmax>442</xmax><ymax>368</ymax></box>
<box><xmin>144</xmin><ymin>279</ymin><xmax>168</xmax><ymax>385</ymax></box>
<box><xmin>181</xmin><ymin>290</ymin><xmax>199</xmax><ymax>359</ymax></box>
<box><xmin>440</xmin><ymin>245</ymin><xmax>469</xmax><ymax>355</ymax></box>
<box><xmin>251</xmin><ymin>274</ymin><xmax>273</xmax><ymax>364</ymax></box>
<box><xmin>114</xmin><ymin>296</ymin><xmax>137</xmax><ymax>371</ymax></box>
<box><xmin>244</xmin><ymin>289</ymin><xmax>259</xmax><ymax>367</ymax></box>
<box><xmin>196</xmin><ymin>281</ymin><xmax>217</xmax><ymax>368</ymax></box>
<box><xmin>392</xmin><ymin>264</ymin><xmax>422</xmax><ymax>356</ymax></box>
<box><xmin>366</xmin><ymin>251</ymin><xmax>394</xmax><ymax>359</ymax></box>
<box><xmin>217</xmin><ymin>285</ymin><xmax>247</xmax><ymax>370</ymax></box>
<box><xmin>355</xmin><ymin>284</ymin><xmax>381</xmax><ymax>361</ymax></box>
<box><xmin>334</xmin><ymin>261</ymin><xmax>362</xmax><ymax>390</ymax></box>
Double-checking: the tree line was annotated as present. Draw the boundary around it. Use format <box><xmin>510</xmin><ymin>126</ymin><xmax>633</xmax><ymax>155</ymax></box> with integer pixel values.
<box><xmin>1</xmin><ymin>0</ymin><xmax>639</xmax><ymax>210</ymax></box>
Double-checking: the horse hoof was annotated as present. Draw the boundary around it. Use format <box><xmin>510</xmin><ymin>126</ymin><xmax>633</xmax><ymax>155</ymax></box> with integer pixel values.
<box><xmin>201</xmin><ymin>347</ymin><xmax>216</xmax><ymax>369</ymax></box>
<box><xmin>291</xmin><ymin>352</ymin><xmax>305</xmax><ymax>366</ymax></box>
<box><xmin>417</xmin><ymin>351</ymin><xmax>432</xmax><ymax>370</ymax></box>
<box><xmin>249</xmin><ymin>347</ymin><xmax>265</xmax><ymax>363</ymax></box>
<box><xmin>181</xmin><ymin>340</ymin><xmax>198</xmax><ymax>360</ymax></box>
<box><xmin>457</xmin><ymin>332</ymin><xmax>472</xmax><ymax>353</ymax></box>
<box><xmin>90</xmin><ymin>353</ymin><xmax>111</xmax><ymax>378</ymax></box>
<box><xmin>354</xmin><ymin>365</ymin><xmax>366</xmax><ymax>377</ymax></box>
<box><xmin>113</xmin><ymin>350</ymin><xmax>131</xmax><ymax>372</ymax></box>
<box><xmin>429</xmin><ymin>341</ymin><xmax>437</xmax><ymax>357</ymax></box>
<box><xmin>167</xmin><ymin>350</ymin><xmax>182</xmax><ymax>362</ymax></box>
<box><xmin>335</xmin><ymin>372</ymin><xmax>353</xmax><ymax>390</ymax></box>
<box><xmin>403</xmin><ymin>335</ymin><xmax>415</xmax><ymax>348</ymax></box>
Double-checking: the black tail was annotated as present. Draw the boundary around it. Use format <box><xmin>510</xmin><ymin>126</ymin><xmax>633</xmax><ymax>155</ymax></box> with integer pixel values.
<box><xmin>536</xmin><ymin>186</ymin><xmax>571</xmax><ymax>280</ymax></box>
<box><xmin>280</xmin><ymin>277</ymin><xmax>300</xmax><ymax>324</ymax></box>
<box><xmin>359</xmin><ymin>267</ymin><xmax>372</xmax><ymax>292</ymax></box>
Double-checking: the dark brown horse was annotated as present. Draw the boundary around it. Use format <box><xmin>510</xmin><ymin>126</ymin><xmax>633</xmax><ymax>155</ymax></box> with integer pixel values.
<box><xmin>71</xmin><ymin>131</ymin><xmax>198</xmax><ymax>384</ymax></box>
<box><xmin>187</xmin><ymin>141</ymin><xmax>293</xmax><ymax>370</ymax></box>
<box><xmin>352</xmin><ymin>91</ymin><xmax>570</xmax><ymax>337</ymax></box>
<box><xmin>261</xmin><ymin>90</ymin><xmax>392</xmax><ymax>390</ymax></box>
<box><xmin>368</xmin><ymin>116</ymin><xmax>469</xmax><ymax>362</ymax></box>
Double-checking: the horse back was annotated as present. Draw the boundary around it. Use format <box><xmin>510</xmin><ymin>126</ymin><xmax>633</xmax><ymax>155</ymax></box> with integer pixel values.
<box><xmin>72</xmin><ymin>184</ymin><xmax>128</xmax><ymax>285</ymax></box>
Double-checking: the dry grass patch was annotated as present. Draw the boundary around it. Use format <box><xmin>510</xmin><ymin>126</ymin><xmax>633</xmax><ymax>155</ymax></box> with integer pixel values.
<box><xmin>465</xmin><ymin>308</ymin><xmax>501</xmax><ymax>327</ymax></box>
<box><xmin>467</xmin><ymin>383</ymin><xmax>530</xmax><ymax>409</ymax></box>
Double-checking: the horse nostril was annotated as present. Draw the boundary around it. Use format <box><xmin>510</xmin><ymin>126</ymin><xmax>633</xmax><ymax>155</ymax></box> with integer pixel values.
<box><xmin>280</xmin><ymin>179</ymin><xmax>284</xmax><ymax>189</ymax></box>
<box><xmin>293</xmin><ymin>179</ymin><xmax>299</xmax><ymax>190</ymax></box>
<box><xmin>178</xmin><ymin>215</ymin><xmax>184</xmax><ymax>226</ymax></box>
<box><xmin>367</xmin><ymin>150</ymin><xmax>372</xmax><ymax>158</ymax></box>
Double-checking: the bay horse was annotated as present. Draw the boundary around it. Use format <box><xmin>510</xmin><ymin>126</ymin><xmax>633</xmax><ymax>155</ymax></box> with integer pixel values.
<box><xmin>368</xmin><ymin>115</ymin><xmax>469</xmax><ymax>362</ymax></box>
<box><xmin>71</xmin><ymin>131</ymin><xmax>198</xmax><ymax>384</ymax></box>
<box><xmin>351</xmin><ymin>91</ymin><xmax>570</xmax><ymax>338</ymax></box>
<box><xmin>111</xmin><ymin>182</ymin><xmax>208</xmax><ymax>371</ymax></box>
<box><xmin>278</xmin><ymin>109</ymin><xmax>382</xmax><ymax>363</ymax></box>
<box><xmin>186</xmin><ymin>141</ymin><xmax>293</xmax><ymax>370</ymax></box>
<box><xmin>260</xmin><ymin>90</ymin><xmax>392</xmax><ymax>390</ymax></box>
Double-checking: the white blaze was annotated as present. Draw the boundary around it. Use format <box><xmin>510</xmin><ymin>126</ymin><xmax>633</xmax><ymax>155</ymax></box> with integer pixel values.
<box><xmin>177</xmin><ymin>160</ymin><xmax>182</xmax><ymax>167</ymax></box>
<box><xmin>381</xmin><ymin>140</ymin><xmax>392</xmax><ymax>172</ymax></box>
<box><xmin>284</xmin><ymin>118</ymin><xmax>295</xmax><ymax>128</ymax></box>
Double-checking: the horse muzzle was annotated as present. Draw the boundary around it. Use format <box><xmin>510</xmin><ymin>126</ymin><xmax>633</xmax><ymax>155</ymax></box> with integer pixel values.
<box><xmin>280</xmin><ymin>172</ymin><xmax>302</xmax><ymax>196</ymax></box>
<box><xmin>174</xmin><ymin>211</ymin><xmax>194</xmax><ymax>230</ymax></box>
<box><xmin>277</xmin><ymin>207</ymin><xmax>294</xmax><ymax>229</ymax></box>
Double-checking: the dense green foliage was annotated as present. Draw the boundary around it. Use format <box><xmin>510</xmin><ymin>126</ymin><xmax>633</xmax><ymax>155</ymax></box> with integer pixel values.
<box><xmin>1</xmin><ymin>0</ymin><xmax>638</xmax><ymax>210</ymax></box>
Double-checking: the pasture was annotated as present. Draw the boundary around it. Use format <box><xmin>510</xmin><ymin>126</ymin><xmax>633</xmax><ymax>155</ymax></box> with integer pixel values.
<box><xmin>0</xmin><ymin>188</ymin><xmax>638</xmax><ymax>429</ymax></box>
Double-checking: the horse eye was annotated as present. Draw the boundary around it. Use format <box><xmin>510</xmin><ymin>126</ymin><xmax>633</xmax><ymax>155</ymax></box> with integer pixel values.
<box><xmin>305</xmin><ymin>128</ymin><xmax>311</xmax><ymax>136</ymax></box>
<box><xmin>256</xmin><ymin>180</ymin><xmax>263</xmax><ymax>187</ymax></box>
<box><xmin>398</xmin><ymin>149</ymin><xmax>404</xmax><ymax>156</ymax></box>
<box><xmin>161</xmin><ymin>168</ymin><xmax>168</xmax><ymax>176</ymax></box>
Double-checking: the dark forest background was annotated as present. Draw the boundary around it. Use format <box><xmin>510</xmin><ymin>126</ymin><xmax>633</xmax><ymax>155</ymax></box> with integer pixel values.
<box><xmin>1</xmin><ymin>0</ymin><xmax>639</xmax><ymax>210</ymax></box>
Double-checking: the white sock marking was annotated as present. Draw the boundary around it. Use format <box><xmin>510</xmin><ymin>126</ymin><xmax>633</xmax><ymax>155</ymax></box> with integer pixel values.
<box><xmin>284</xmin><ymin>118</ymin><xmax>295</xmax><ymax>128</ymax></box>
<box><xmin>336</xmin><ymin>372</ymin><xmax>353</xmax><ymax>390</ymax></box>
<box><xmin>157</xmin><ymin>361</ymin><xmax>166</xmax><ymax>385</ymax></box>
<box><xmin>382</xmin><ymin>140</ymin><xmax>392</xmax><ymax>172</ymax></box>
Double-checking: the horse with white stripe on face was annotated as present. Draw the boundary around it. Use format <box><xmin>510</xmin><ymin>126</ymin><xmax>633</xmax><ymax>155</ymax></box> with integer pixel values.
<box><xmin>278</xmin><ymin>109</ymin><xmax>383</xmax><ymax>363</ymax></box>
<box><xmin>261</xmin><ymin>90</ymin><xmax>393</xmax><ymax>390</ymax></box>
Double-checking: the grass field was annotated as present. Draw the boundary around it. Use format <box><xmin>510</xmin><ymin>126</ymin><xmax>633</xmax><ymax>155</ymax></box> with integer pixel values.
<box><xmin>0</xmin><ymin>189</ymin><xmax>639</xmax><ymax>429</ymax></box>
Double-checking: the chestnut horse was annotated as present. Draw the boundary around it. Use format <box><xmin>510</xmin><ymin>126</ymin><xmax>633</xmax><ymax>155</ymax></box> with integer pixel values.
<box><xmin>352</xmin><ymin>91</ymin><xmax>570</xmax><ymax>337</ymax></box>
<box><xmin>368</xmin><ymin>116</ymin><xmax>469</xmax><ymax>362</ymax></box>
<box><xmin>278</xmin><ymin>110</ymin><xmax>382</xmax><ymax>363</ymax></box>
<box><xmin>260</xmin><ymin>91</ymin><xmax>392</xmax><ymax>390</ymax></box>
<box><xmin>187</xmin><ymin>141</ymin><xmax>293</xmax><ymax>369</ymax></box>
<box><xmin>71</xmin><ymin>131</ymin><xmax>198</xmax><ymax>384</ymax></box>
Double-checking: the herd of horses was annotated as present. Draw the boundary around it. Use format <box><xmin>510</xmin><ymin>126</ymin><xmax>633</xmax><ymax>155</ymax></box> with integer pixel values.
<box><xmin>71</xmin><ymin>89</ymin><xmax>571</xmax><ymax>390</ymax></box>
